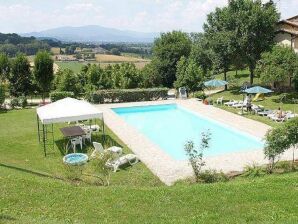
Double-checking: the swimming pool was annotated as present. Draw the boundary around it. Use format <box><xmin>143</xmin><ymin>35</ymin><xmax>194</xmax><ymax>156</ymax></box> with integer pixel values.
<box><xmin>113</xmin><ymin>104</ymin><xmax>264</xmax><ymax>160</ymax></box>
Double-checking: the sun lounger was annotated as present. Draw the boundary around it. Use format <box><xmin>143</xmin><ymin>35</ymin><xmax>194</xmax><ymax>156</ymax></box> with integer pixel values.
<box><xmin>232</xmin><ymin>101</ymin><xmax>246</xmax><ymax>108</ymax></box>
<box><xmin>224</xmin><ymin>100</ymin><xmax>238</xmax><ymax>107</ymax></box>
<box><xmin>257</xmin><ymin>109</ymin><xmax>273</xmax><ymax>116</ymax></box>
<box><xmin>106</xmin><ymin>154</ymin><xmax>139</xmax><ymax>172</ymax></box>
<box><xmin>91</xmin><ymin>142</ymin><xmax>122</xmax><ymax>158</ymax></box>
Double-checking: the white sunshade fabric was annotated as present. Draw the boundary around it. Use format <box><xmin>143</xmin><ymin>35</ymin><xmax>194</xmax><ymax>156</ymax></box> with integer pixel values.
<box><xmin>36</xmin><ymin>97</ymin><xmax>103</xmax><ymax>124</ymax></box>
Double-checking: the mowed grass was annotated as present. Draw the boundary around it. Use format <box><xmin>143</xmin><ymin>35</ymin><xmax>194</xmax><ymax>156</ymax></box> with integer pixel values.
<box><xmin>1</xmin><ymin>109</ymin><xmax>298</xmax><ymax>223</ymax></box>
<box><xmin>55</xmin><ymin>61</ymin><xmax>84</xmax><ymax>73</ymax></box>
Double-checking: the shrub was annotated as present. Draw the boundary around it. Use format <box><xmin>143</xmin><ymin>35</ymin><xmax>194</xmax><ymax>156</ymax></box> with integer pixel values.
<box><xmin>184</xmin><ymin>131</ymin><xmax>211</xmax><ymax>182</ymax></box>
<box><xmin>18</xmin><ymin>96</ymin><xmax>27</xmax><ymax>108</ymax></box>
<box><xmin>264</xmin><ymin>126</ymin><xmax>290</xmax><ymax>173</ymax></box>
<box><xmin>242</xmin><ymin>164</ymin><xmax>266</xmax><ymax>177</ymax></box>
<box><xmin>10</xmin><ymin>98</ymin><xmax>19</xmax><ymax>108</ymax></box>
<box><xmin>88</xmin><ymin>88</ymin><xmax>168</xmax><ymax>104</ymax></box>
<box><xmin>50</xmin><ymin>91</ymin><xmax>74</xmax><ymax>102</ymax></box>
<box><xmin>198</xmin><ymin>169</ymin><xmax>228</xmax><ymax>183</ymax></box>
<box><xmin>193</xmin><ymin>91</ymin><xmax>207</xmax><ymax>100</ymax></box>
<box><xmin>0</xmin><ymin>84</ymin><xmax>5</xmax><ymax>107</ymax></box>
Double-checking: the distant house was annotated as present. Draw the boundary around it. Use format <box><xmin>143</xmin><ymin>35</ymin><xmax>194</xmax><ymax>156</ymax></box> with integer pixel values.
<box><xmin>275</xmin><ymin>15</ymin><xmax>298</xmax><ymax>53</ymax></box>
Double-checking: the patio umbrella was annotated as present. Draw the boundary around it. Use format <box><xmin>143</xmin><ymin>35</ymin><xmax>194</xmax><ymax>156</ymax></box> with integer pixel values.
<box><xmin>204</xmin><ymin>79</ymin><xmax>229</xmax><ymax>87</ymax></box>
<box><xmin>243</xmin><ymin>86</ymin><xmax>273</xmax><ymax>94</ymax></box>
<box><xmin>240</xmin><ymin>86</ymin><xmax>273</xmax><ymax>115</ymax></box>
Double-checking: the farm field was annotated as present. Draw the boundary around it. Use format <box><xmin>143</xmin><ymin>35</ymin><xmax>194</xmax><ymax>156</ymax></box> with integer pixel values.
<box><xmin>95</xmin><ymin>53</ymin><xmax>149</xmax><ymax>63</ymax></box>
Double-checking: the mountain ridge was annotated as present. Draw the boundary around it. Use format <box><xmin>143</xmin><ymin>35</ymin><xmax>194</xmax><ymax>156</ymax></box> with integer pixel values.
<box><xmin>21</xmin><ymin>25</ymin><xmax>159</xmax><ymax>43</ymax></box>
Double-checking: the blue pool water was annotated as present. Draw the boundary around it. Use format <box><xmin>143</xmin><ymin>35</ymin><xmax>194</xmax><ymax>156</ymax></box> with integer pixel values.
<box><xmin>113</xmin><ymin>104</ymin><xmax>264</xmax><ymax>160</ymax></box>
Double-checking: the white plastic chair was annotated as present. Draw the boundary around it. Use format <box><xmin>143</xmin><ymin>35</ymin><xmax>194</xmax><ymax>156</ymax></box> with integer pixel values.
<box><xmin>71</xmin><ymin>136</ymin><xmax>83</xmax><ymax>152</ymax></box>
<box><xmin>83</xmin><ymin>129</ymin><xmax>92</xmax><ymax>144</ymax></box>
<box><xmin>216</xmin><ymin>97</ymin><xmax>224</xmax><ymax>105</ymax></box>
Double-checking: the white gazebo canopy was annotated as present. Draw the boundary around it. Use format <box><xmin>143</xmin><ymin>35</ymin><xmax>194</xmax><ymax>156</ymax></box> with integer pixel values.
<box><xmin>36</xmin><ymin>97</ymin><xmax>103</xmax><ymax>124</ymax></box>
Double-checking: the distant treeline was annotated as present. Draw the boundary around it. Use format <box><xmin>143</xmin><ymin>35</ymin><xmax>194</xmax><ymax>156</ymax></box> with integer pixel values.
<box><xmin>99</xmin><ymin>43</ymin><xmax>152</xmax><ymax>57</ymax></box>
<box><xmin>0</xmin><ymin>33</ymin><xmax>50</xmax><ymax>56</ymax></box>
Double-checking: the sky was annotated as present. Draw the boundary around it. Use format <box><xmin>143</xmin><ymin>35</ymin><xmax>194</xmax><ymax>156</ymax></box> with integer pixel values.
<box><xmin>0</xmin><ymin>0</ymin><xmax>297</xmax><ymax>33</ymax></box>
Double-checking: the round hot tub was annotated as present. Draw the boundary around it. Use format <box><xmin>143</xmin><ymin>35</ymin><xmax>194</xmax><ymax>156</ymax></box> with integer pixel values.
<box><xmin>63</xmin><ymin>153</ymin><xmax>89</xmax><ymax>166</ymax></box>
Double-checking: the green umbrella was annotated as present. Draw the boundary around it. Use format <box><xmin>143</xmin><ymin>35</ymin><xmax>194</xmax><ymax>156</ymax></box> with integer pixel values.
<box><xmin>243</xmin><ymin>86</ymin><xmax>273</xmax><ymax>94</ymax></box>
<box><xmin>204</xmin><ymin>79</ymin><xmax>228</xmax><ymax>87</ymax></box>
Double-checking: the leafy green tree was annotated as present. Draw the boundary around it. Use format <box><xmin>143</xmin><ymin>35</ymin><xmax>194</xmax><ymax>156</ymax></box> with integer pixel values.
<box><xmin>264</xmin><ymin>125</ymin><xmax>290</xmax><ymax>173</ymax></box>
<box><xmin>151</xmin><ymin>31</ymin><xmax>192</xmax><ymax>87</ymax></box>
<box><xmin>229</xmin><ymin>0</ymin><xmax>279</xmax><ymax>84</ymax></box>
<box><xmin>8</xmin><ymin>53</ymin><xmax>32</xmax><ymax>97</ymax></box>
<box><xmin>189</xmin><ymin>33</ymin><xmax>213</xmax><ymax>76</ymax></box>
<box><xmin>111</xmin><ymin>63</ymin><xmax>141</xmax><ymax>89</ymax></box>
<box><xmin>86</xmin><ymin>64</ymin><xmax>112</xmax><ymax>90</ymax></box>
<box><xmin>56</xmin><ymin>69</ymin><xmax>80</xmax><ymax>96</ymax></box>
<box><xmin>204</xmin><ymin>0</ymin><xmax>279</xmax><ymax>85</ymax></box>
<box><xmin>34</xmin><ymin>51</ymin><xmax>54</xmax><ymax>100</ymax></box>
<box><xmin>174</xmin><ymin>57</ymin><xmax>204</xmax><ymax>93</ymax></box>
<box><xmin>284</xmin><ymin>117</ymin><xmax>298</xmax><ymax>166</ymax></box>
<box><xmin>0</xmin><ymin>84</ymin><xmax>5</xmax><ymax>106</ymax></box>
<box><xmin>0</xmin><ymin>53</ymin><xmax>10</xmax><ymax>82</ymax></box>
<box><xmin>140</xmin><ymin>63</ymin><xmax>162</xmax><ymax>88</ymax></box>
<box><xmin>256</xmin><ymin>45</ymin><xmax>298</xmax><ymax>88</ymax></box>
<box><xmin>110</xmin><ymin>48</ymin><xmax>121</xmax><ymax>56</ymax></box>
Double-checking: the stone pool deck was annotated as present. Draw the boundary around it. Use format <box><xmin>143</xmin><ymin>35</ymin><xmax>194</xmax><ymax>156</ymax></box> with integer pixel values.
<box><xmin>95</xmin><ymin>99</ymin><xmax>296</xmax><ymax>185</ymax></box>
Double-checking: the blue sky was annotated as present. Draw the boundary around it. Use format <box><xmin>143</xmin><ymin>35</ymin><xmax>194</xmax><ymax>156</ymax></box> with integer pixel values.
<box><xmin>0</xmin><ymin>0</ymin><xmax>297</xmax><ymax>33</ymax></box>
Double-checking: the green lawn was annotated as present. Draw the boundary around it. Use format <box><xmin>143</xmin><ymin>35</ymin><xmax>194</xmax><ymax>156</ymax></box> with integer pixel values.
<box><xmin>1</xmin><ymin>109</ymin><xmax>298</xmax><ymax>223</ymax></box>
<box><xmin>55</xmin><ymin>61</ymin><xmax>85</xmax><ymax>73</ymax></box>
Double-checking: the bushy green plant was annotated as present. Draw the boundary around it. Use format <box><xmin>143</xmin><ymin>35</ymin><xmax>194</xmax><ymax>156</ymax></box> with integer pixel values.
<box><xmin>242</xmin><ymin>164</ymin><xmax>266</xmax><ymax>177</ymax></box>
<box><xmin>88</xmin><ymin>88</ymin><xmax>168</xmax><ymax>104</ymax></box>
<box><xmin>10</xmin><ymin>98</ymin><xmax>19</xmax><ymax>108</ymax></box>
<box><xmin>184</xmin><ymin>131</ymin><xmax>211</xmax><ymax>182</ymax></box>
<box><xmin>264</xmin><ymin>126</ymin><xmax>290</xmax><ymax>173</ymax></box>
<box><xmin>0</xmin><ymin>84</ymin><xmax>5</xmax><ymax>107</ymax></box>
<box><xmin>18</xmin><ymin>96</ymin><xmax>27</xmax><ymax>108</ymax></box>
<box><xmin>50</xmin><ymin>91</ymin><xmax>74</xmax><ymax>102</ymax></box>
<box><xmin>198</xmin><ymin>169</ymin><xmax>228</xmax><ymax>183</ymax></box>
<box><xmin>193</xmin><ymin>91</ymin><xmax>207</xmax><ymax>100</ymax></box>
<box><xmin>63</xmin><ymin>165</ymin><xmax>83</xmax><ymax>181</ymax></box>
<box><xmin>90</xmin><ymin>151</ymin><xmax>113</xmax><ymax>186</ymax></box>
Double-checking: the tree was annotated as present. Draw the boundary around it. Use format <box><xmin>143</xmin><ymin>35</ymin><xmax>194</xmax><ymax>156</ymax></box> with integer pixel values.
<box><xmin>228</xmin><ymin>0</ymin><xmax>279</xmax><ymax>84</ymax></box>
<box><xmin>203</xmin><ymin>0</ymin><xmax>279</xmax><ymax>85</ymax></box>
<box><xmin>284</xmin><ymin>117</ymin><xmax>298</xmax><ymax>167</ymax></box>
<box><xmin>140</xmin><ymin>63</ymin><xmax>162</xmax><ymax>88</ymax></box>
<box><xmin>110</xmin><ymin>48</ymin><xmax>121</xmax><ymax>56</ymax></box>
<box><xmin>34</xmin><ymin>51</ymin><xmax>54</xmax><ymax>100</ymax></box>
<box><xmin>264</xmin><ymin>125</ymin><xmax>290</xmax><ymax>173</ymax></box>
<box><xmin>111</xmin><ymin>63</ymin><xmax>141</xmax><ymax>89</ymax></box>
<box><xmin>56</xmin><ymin>69</ymin><xmax>80</xmax><ymax>96</ymax></box>
<box><xmin>189</xmin><ymin>33</ymin><xmax>213</xmax><ymax>76</ymax></box>
<box><xmin>0</xmin><ymin>53</ymin><xmax>10</xmax><ymax>82</ymax></box>
<box><xmin>8</xmin><ymin>53</ymin><xmax>32</xmax><ymax>96</ymax></box>
<box><xmin>174</xmin><ymin>57</ymin><xmax>204</xmax><ymax>93</ymax></box>
<box><xmin>151</xmin><ymin>31</ymin><xmax>192</xmax><ymax>87</ymax></box>
<box><xmin>256</xmin><ymin>45</ymin><xmax>298</xmax><ymax>89</ymax></box>
<box><xmin>86</xmin><ymin>64</ymin><xmax>112</xmax><ymax>90</ymax></box>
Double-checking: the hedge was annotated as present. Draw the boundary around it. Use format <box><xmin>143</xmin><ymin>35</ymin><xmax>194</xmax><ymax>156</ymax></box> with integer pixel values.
<box><xmin>88</xmin><ymin>88</ymin><xmax>169</xmax><ymax>104</ymax></box>
<box><xmin>50</xmin><ymin>91</ymin><xmax>74</xmax><ymax>102</ymax></box>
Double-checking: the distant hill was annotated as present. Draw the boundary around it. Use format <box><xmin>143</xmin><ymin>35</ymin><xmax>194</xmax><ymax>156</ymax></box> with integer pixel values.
<box><xmin>21</xmin><ymin>25</ymin><xmax>159</xmax><ymax>43</ymax></box>
<box><xmin>0</xmin><ymin>33</ymin><xmax>50</xmax><ymax>56</ymax></box>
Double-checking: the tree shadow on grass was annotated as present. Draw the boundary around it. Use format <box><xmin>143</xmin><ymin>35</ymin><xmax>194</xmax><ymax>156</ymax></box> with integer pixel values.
<box><xmin>0</xmin><ymin>214</ymin><xmax>16</xmax><ymax>222</ymax></box>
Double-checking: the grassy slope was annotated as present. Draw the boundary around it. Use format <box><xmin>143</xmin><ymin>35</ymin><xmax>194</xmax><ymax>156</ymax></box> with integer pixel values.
<box><xmin>210</xmin><ymin>70</ymin><xmax>298</xmax><ymax>127</ymax></box>
<box><xmin>1</xmin><ymin>109</ymin><xmax>298</xmax><ymax>223</ymax></box>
